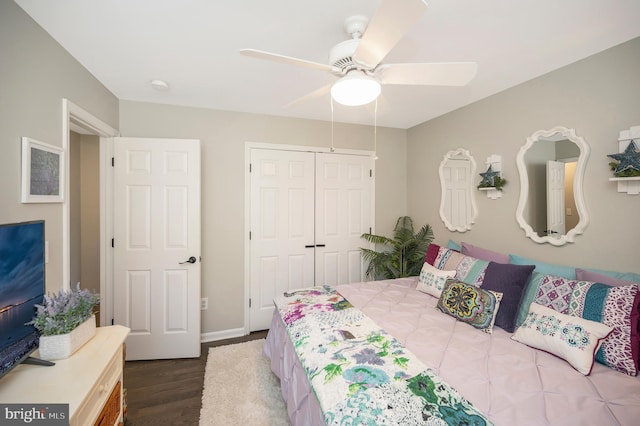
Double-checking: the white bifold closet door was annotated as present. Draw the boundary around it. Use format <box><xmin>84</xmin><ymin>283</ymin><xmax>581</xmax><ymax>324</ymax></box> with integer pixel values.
<box><xmin>249</xmin><ymin>148</ymin><xmax>374</xmax><ymax>331</ymax></box>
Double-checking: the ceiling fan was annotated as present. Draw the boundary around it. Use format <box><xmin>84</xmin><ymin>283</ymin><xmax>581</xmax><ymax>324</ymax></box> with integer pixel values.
<box><xmin>240</xmin><ymin>0</ymin><xmax>477</xmax><ymax>107</ymax></box>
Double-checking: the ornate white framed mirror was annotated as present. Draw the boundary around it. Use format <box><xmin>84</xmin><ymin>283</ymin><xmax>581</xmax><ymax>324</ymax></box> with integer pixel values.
<box><xmin>516</xmin><ymin>126</ymin><xmax>590</xmax><ymax>246</ymax></box>
<box><xmin>439</xmin><ymin>148</ymin><xmax>478</xmax><ymax>232</ymax></box>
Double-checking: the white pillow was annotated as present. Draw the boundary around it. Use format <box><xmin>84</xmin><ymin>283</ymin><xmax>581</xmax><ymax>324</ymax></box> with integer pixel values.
<box><xmin>512</xmin><ymin>303</ymin><xmax>613</xmax><ymax>375</ymax></box>
<box><xmin>416</xmin><ymin>262</ymin><xmax>456</xmax><ymax>297</ymax></box>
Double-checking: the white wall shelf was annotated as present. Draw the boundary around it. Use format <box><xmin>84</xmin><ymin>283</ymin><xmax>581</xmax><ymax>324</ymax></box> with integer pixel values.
<box><xmin>610</xmin><ymin>125</ymin><xmax>640</xmax><ymax>195</ymax></box>
<box><xmin>609</xmin><ymin>176</ymin><xmax>640</xmax><ymax>195</ymax></box>
<box><xmin>478</xmin><ymin>154</ymin><xmax>503</xmax><ymax>199</ymax></box>
<box><xmin>478</xmin><ymin>186</ymin><xmax>503</xmax><ymax>199</ymax></box>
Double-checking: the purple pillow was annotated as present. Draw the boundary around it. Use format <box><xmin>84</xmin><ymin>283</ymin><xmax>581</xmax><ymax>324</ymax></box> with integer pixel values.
<box><xmin>461</xmin><ymin>242</ymin><xmax>509</xmax><ymax>264</ymax></box>
<box><xmin>481</xmin><ymin>262</ymin><xmax>535</xmax><ymax>332</ymax></box>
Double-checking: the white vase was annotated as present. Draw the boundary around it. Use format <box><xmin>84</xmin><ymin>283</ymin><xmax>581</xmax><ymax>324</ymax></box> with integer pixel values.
<box><xmin>38</xmin><ymin>315</ymin><xmax>97</xmax><ymax>361</ymax></box>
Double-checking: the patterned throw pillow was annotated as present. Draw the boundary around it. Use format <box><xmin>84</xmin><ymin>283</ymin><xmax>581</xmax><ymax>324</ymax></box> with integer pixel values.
<box><xmin>427</xmin><ymin>245</ymin><xmax>489</xmax><ymax>288</ymax></box>
<box><xmin>416</xmin><ymin>262</ymin><xmax>457</xmax><ymax>297</ymax></box>
<box><xmin>521</xmin><ymin>273</ymin><xmax>640</xmax><ymax>376</ymax></box>
<box><xmin>534</xmin><ymin>274</ymin><xmax>578</xmax><ymax>314</ymax></box>
<box><xmin>437</xmin><ymin>280</ymin><xmax>502</xmax><ymax>334</ymax></box>
<box><xmin>574</xmin><ymin>269</ymin><xmax>640</xmax><ymax>373</ymax></box>
<box><xmin>425</xmin><ymin>243</ymin><xmax>451</xmax><ymax>266</ymax></box>
<box><xmin>451</xmin><ymin>253</ymin><xmax>490</xmax><ymax>287</ymax></box>
<box><xmin>568</xmin><ymin>281</ymin><xmax>640</xmax><ymax>376</ymax></box>
<box><xmin>512</xmin><ymin>303</ymin><xmax>613</xmax><ymax>375</ymax></box>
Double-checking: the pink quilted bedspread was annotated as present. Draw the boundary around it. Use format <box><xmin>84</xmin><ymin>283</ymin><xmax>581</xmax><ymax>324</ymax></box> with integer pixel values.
<box><xmin>264</xmin><ymin>278</ymin><xmax>640</xmax><ymax>425</ymax></box>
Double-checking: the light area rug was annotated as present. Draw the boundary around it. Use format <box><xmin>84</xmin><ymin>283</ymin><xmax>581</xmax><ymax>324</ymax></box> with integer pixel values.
<box><xmin>199</xmin><ymin>339</ymin><xmax>290</xmax><ymax>426</ymax></box>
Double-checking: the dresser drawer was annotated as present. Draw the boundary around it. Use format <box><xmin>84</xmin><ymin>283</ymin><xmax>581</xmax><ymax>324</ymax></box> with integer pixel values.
<box><xmin>94</xmin><ymin>381</ymin><xmax>122</xmax><ymax>426</ymax></box>
<box><xmin>72</xmin><ymin>345</ymin><xmax>123</xmax><ymax>425</ymax></box>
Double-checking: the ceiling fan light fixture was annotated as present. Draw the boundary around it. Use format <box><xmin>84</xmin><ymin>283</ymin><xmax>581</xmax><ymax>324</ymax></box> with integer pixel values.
<box><xmin>331</xmin><ymin>71</ymin><xmax>381</xmax><ymax>106</ymax></box>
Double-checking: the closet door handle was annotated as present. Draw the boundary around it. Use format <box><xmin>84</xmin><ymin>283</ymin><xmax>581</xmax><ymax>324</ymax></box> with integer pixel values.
<box><xmin>316</xmin><ymin>244</ymin><xmax>326</xmax><ymax>248</ymax></box>
<box><xmin>305</xmin><ymin>245</ymin><xmax>315</xmax><ymax>248</ymax></box>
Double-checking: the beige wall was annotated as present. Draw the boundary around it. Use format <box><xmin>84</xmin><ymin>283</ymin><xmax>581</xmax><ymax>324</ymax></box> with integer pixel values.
<box><xmin>69</xmin><ymin>133</ymin><xmax>100</xmax><ymax>294</ymax></box>
<box><xmin>407</xmin><ymin>37</ymin><xmax>640</xmax><ymax>274</ymax></box>
<box><xmin>0</xmin><ymin>2</ymin><xmax>118</xmax><ymax>294</ymax></box>
<box><xmin>7</xmin><ymin>0</ymin><xmax>638</xmax><ymax>339</ymax></box>
<box><xmin>79</xmin><ymin>135</ymin><xmax>101</xmax><ymax>295</ymax></box>
<box><xmin>119</xmin><ymin>101</ymin><xmax>408</xmax><ymax>334</ymax></box>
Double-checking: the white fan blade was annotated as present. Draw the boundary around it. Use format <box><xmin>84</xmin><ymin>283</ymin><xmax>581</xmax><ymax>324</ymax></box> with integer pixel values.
<box><xmin>375</xmin><ymin>62</ymin><xmax>478</xmax><ymax>86</ymax></box>
<box><xmin>353</xmin><ymin>0</ymin><xmax>428</xmax><ymax>69</ymax></box>
<box><xmin>283</xmin><ymin>83</ymin><xmax>332</xmax><ymax>108</ymax></box>
<box><xmin>240</xmin><ymin>49</ymin><xmax>340</xmax><ymax>74</ymax></box>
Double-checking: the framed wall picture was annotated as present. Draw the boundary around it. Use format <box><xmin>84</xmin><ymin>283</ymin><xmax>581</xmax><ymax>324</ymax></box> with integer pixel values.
<box><xmin>21</xmin><ymin>137</ymin><xmax>64</xmax><ymax>203</ymax></box>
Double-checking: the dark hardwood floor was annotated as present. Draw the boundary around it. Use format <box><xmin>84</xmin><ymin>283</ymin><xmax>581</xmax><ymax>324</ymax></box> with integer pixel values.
<box><xmin>123</xmin><ymin>330</ymin><xmax>269</xmax><ymax>426</ymax></box>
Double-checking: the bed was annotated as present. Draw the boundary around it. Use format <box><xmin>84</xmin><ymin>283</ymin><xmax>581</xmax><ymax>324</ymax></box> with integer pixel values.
<box><xmin>263</xmin><ymin>246</ymin><xmax>640</xmax><ymax>425</ymax></box>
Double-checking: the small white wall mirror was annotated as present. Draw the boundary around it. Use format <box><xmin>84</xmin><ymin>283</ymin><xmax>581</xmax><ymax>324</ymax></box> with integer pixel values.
<box><xmin>439</xmin><ymin>148</ymin><xmax>478</xmax><ymax>232</ymax></box>
<box><xmin>516</xmin><ymin>126</ymin><xmax>590</xmax><ymax>246</ymax></box>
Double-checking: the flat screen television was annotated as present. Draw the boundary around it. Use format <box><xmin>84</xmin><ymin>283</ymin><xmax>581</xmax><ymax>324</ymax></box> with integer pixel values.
<box><xmin>0</xmin><ymin>220</ymin><xmax>52</xmax><ymax>379</ymax></box>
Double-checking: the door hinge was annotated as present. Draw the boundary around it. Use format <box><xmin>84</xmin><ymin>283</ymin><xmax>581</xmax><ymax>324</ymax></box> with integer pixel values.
<box><xmin>249</xmin><ymin>298</ymin><xmax>252</xmax><ymax>308</ymax></box>
<box><xmin>369</xmin><ymin>169</ymin><xmax>372</xmax><ymax>177</ymax></box>
<box><xmin>111</xmin><ymin>238</ymin><xmax>114</xmax><ymax>248</ymax></box>
<box><xmin>112</xmin><ymin>157</ymin><xmax>114</xmax><ymax>167</ymax></box>
<box><xmin>111</xmin><ymin>318</ymin><xmax>114</xmax><ymax>325</ymax></box>
<box><xmin>249</xmin><ymin>163</ymin><xmax>252</xmax><ymax>172</ymax></box>
<box><xmin>369</xmin><ymin>227</ymin><xmax>372</xmax><ymax>234</ymax></box>
<box><xmin>249</xmin><ymin>231</ymin><xmax>252</xmax><ymax>240</ymax></box>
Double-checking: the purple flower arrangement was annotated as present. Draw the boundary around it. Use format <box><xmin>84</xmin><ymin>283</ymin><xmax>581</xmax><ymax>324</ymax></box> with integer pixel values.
<box><xmin>27</xmin><ymin>283</ymin><xmax>100</xmax><ymax>336</ymax></box>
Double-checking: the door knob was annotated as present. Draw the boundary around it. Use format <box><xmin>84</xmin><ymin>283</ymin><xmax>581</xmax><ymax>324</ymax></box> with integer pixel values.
<box><xmin>180</xmin><ymin>256</ymin><xmax>197</xmax><ymax>264</ymax></box>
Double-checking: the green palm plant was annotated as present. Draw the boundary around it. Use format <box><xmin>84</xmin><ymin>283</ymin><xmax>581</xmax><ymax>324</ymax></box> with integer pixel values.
<box><xmin>360</xmin><ymin>216</ymin><xmax>434</xmax><ymax>279</ymax></box>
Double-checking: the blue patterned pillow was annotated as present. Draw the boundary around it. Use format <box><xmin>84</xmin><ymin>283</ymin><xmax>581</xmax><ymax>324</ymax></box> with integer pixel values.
<box><xmin>431</xmin><ymin>249</ymin><xmax>489</xmax><ymax>287</ymax></box>
<box><xmin>437</xmin><ymin>280</ymin><xmax>502</xmax><ymax>334</ymax></box>
<box><xmin>568</xmin><ymin>281</ymin><xmax>639</xmax><ymax>376</ymax></box>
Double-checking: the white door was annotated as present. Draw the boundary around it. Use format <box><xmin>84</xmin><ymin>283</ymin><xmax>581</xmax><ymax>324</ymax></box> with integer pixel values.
<box><xmin>315</xmin><ymin>153</ymin><xmax>373</xmax><ymax>286</ymax></box>
<box><xmin>249</xmin><ymin>149</ymin><xmax>315</xmax><ymax>330</ymax></box>
<box><xmin>546</xmin><ymin>160</ymin><xmax>566</xmax><ymax>238</ymax></box>
<box><xmin>113</xmin><ymin>138</ymin><xmax>201</xmax><ymax>360</ymax></box>
<box><xmin>249</xmin><ymin>148</ymin><xmax>374</xmax><ymax>331</ymax></box>
<box><xmin>441</xmin><ymin>159</ymin><xmax>472</xmax><ymax>229</ymax></box>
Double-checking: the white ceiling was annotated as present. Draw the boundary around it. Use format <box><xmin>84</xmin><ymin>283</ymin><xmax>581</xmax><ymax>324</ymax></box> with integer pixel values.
<box><xmin>15</xmin><ymin>0</ymin><xmax>640</xmax><ymax>129</ymax></box>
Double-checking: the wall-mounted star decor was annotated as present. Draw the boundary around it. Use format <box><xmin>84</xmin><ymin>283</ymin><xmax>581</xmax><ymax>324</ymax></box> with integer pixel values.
<box><xmin>607</xmin><ymin>140</ymin><xmax>640</xmax><ymax>176</ymax></box>
<box><xmin>479</xmin><ymin>164</ymin><xmax>499</xmax><ymax>186</ymax></box>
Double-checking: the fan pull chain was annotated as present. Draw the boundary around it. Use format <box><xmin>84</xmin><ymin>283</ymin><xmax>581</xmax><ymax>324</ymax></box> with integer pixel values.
<box><xmin>373</xmin><ymin>98</ymin><xmax>378</xmax><ymax>160</ymax></box>
<box><xmin>330</xmin><ymin>97</ymin><xmax>336</xmax><ymax>152</ymax></box>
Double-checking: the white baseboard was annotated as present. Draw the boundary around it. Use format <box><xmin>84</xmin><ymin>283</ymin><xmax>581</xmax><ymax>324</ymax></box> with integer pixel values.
<box><xmin>200</xmin><ymin>327</ymin><xmax>246</xmax><ymax>343</ymax></box>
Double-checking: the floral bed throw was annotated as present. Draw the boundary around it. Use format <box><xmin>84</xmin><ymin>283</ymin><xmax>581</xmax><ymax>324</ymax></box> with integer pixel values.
<box><xmin>274</xmin><ymin>286</ymin><xmax>492</xmax><ymax>425</ymax></box>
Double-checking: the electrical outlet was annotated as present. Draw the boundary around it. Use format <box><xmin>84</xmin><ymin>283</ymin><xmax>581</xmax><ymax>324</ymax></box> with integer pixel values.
<box><xmin>200</xmin><ymin>297</ymin><xmax>208</xmax><ymax>310</ymax></box>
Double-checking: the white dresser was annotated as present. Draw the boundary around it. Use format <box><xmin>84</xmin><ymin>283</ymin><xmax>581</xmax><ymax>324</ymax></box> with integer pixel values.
<box><xmin>0</xmin><ymin>325</ymin><xmax>130</xmax><ymax>426</ymax></box>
